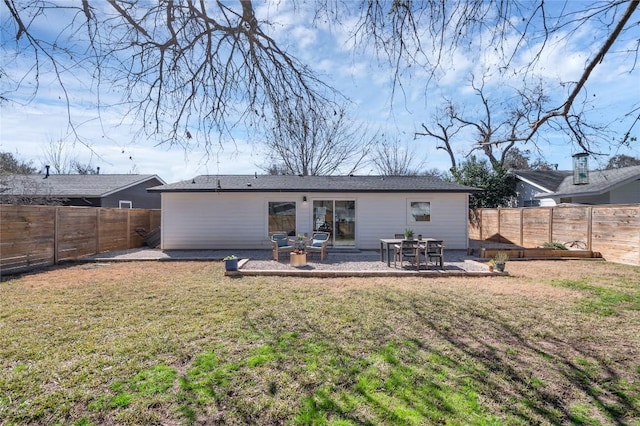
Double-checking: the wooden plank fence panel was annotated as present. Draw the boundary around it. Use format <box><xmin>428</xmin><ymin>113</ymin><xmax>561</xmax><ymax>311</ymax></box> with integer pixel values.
<box><xmin>129</xmin><ymin>209</ymin><xmax>151</xmax><ymax>247</ymax></box>
<box><xmin>98</xmin><ymin>208</ymin><xmax>129</xmax><ymax>253</ymax></box>
<box><xmin>480</xmin><ymin>209</ymin><xmax>500</xmax><ymax>241</ymax></box>
<box><xmin>473</xmin><ymin>204</ymin><xmax>640</xmax><ymax>266</ymax></box>
<box><xmin>522</xmin><ymin>208</ymin><xmax>550</xmax><ymax>248</ymax></box>
<box><xmin>498</xmin><ymin>209</ymin><xmax>522</xmax><ymax>246</ymax></box>
<box><xmin>1</xmin><ymin>205</ymin><xmax>161</xmax><ymax>275</ymax></box>
<box><xmin>551</xmin><ymin>206</ymin><xmax>589</xmax><ymax>246</ymax></box>
<box><xmin>591</xmin><ymin>205</ymin><xmax>640</xmax><ymax>266</ymax></box>
<box><xmin>56</xmin><ymin>208</ymin><xmax>98</xmax><ymax>261</ymax></box>
<box><xmin>0</xmin><ymin>205</ymin><xmax>56</xmax><ymax>274</ymax></box>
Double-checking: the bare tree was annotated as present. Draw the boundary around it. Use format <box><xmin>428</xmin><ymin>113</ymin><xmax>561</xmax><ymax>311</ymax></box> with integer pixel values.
<box><xmin>370</xmin><ymin>136</ymin><xmax>426</xmax><ymax>176</ymax></box>
<box><xmin>41</xmin><ymin>137</ymin><xmax>74</xmax><ymax>174</ymax></box>
<box><xmin>3</xmin><ymin>1</ymin><xmax>638</xmax><ymax>158</ymax></box>
<box><xmin>417</xmin><ymin>75</ymin><xmax>563</xmax><ymax>174</ymax></box>
<box><xmin>2</xmin><ymin>1</ymin><xmax>338</xmax><ymax>148</ymax></box>
<box><xmin>262</xmin><ymin>104</ymin><xmax>372</xmax><ymax>176</ymax></box>
<box><xmin>320</xmin><ymin>0</ymin><xmax>640</xmax><ymax>153</ymax></box>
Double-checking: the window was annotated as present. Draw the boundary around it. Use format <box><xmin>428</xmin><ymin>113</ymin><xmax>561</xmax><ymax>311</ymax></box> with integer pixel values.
<box><xmin>409</xmin><ymin>201</ymin><xmax>430</xmax><ymax>222</ymax></box>
<box><xmin>119</xmin><ymin>200</ymin><xmax>132</xmax><ymax>209</ymax></box>
<box><xmin>268</xmin><ymin>201</ymin><xmax>296</xmax><ymax>235</ymax></box>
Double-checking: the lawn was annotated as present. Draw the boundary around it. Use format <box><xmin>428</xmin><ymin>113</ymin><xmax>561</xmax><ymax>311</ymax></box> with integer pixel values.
<box><xmin>1</xmin><ymin>259</ymin><xmax>639</xmax><ymax>425</ymax></box>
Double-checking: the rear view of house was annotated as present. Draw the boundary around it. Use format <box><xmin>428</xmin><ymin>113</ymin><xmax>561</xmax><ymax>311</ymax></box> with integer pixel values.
<box><xmin>148</xmin><ymin>174</ymin><xmax>479</xmax><ymax>251</ymax></box>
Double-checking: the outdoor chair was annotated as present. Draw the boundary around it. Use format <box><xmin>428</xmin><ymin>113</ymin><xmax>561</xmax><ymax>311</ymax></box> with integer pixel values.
<box><xmin>425</xmin><ymin>240</ymin><xmax>445</xmax><ymax>269</ymax></box>
<box><xmin>270</xmin><ymin>232</ymin><xmax>295</xmax><ymax>261</ymax></box>
<box><xmin>306</xmin><ymin>232</ymin><xmax>330</xmax><ymax>261</ymax></box>
<box><xmin>394</xmin><ymin>239</ymin><xmax>421</xmax><ymax>270</ymax></box>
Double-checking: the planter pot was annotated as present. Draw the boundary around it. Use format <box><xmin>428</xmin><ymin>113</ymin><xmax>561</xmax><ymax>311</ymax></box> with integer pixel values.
<box><xmin>495</xmin><ymin>262</ymin><xmax>505</xmax><ymax>272</ymax></box>
<box><xmin>224</xmin><ymin>258</ymin><xmax>238</xmax><ymax>271</ymax></box>
<box><xmin>290</xmin><ymin>252</ymin><xmax>307</xmax><ymax>267</ymax></box>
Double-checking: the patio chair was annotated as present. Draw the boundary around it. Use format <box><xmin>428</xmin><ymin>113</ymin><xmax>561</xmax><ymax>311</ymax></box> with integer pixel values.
<box><xmin>425</xmin><ymin>240</ymin><xmax>444</xmax><ymax>269</ymax></box>
<box><xmin>394</xmin><ymin>239</ymin><xmax>420</xmax><ymax>270</ymax></box>
<box><xmin>306</xmin><ymin>232</ymin><xmax>330</xmax><ymax>261</ymax></box>
<box><xmin>270</xmin><ymin>232</ymin><xmax>295</xmax><ymax>261</ymax></box>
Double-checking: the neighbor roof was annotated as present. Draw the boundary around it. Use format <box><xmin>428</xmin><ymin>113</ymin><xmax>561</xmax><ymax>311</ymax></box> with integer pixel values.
<box><xmin>1</xmin><ymin>174</ymin><xmax>166</xmax><ymax>197</ymax></box>
<box><xmin>510</xmin><ymin>169</ymin><xmax>572</xmax><ymax>193</ymax></box>
<box><xmin>148</xmin><ymin>175</ymin><xmax>480</xmax><ymax>193</ymax></box>
<box><xmin>539</xmin><ymin>165</ymin><xmax>640</xmax><ymax>199</ymax></box>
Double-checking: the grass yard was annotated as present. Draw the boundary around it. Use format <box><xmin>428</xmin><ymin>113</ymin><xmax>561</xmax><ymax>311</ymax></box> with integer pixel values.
<box><xmin>1</xmin><ymin>259</ymin><xmax>639</xmax><ymax>425</ymax></box>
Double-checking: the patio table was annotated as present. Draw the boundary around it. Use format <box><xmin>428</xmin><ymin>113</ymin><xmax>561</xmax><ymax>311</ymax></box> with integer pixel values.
<box><xmin>379</xmin><ymin>238</ymin><xmax>435</xmax><ymax>267</ymax></box>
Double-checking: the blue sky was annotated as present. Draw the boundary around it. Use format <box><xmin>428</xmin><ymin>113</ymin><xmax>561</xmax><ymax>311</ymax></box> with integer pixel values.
<box><xmin>1</xmin><ymin>1</ymin><xmax>639</xmax><ymax>183</ymax></box>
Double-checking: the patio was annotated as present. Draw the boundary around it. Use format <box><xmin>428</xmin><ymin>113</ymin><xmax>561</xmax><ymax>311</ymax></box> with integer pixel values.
<box><xmin>84</xmin><ymin>248</ymin><xmax>496</xmax><ymax>277</ymax></box>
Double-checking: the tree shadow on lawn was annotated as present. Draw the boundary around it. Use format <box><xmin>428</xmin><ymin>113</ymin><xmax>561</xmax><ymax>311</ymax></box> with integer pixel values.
<box><xmin>408</xmin><ymin>298</ymin><xmax>639</xmax><ymax>425</ymax></box>
<box><xmin>241</xmin><ymin>297</ymin><xmax>639</xmax><ymax>425</ymax></box>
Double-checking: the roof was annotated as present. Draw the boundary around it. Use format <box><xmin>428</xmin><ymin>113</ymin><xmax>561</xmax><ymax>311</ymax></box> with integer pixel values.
<box><xmin>0</xmin><ymin>174</ymin><xmax>166</xmax><ymax>197</ymax></box>
<box><xmin>511</xmin><ymin>169</ymin><xmax>572</xmax><ymax>193</ymax></box>
<box><xmin>539</xmin><ymin>165</ymin><xmax>640</xmax><ymax>198</ymax></box>
<box><xmin>148</xmin><ymin>174</ymin><xmax>480</xmax><ymax>193</ymax></box>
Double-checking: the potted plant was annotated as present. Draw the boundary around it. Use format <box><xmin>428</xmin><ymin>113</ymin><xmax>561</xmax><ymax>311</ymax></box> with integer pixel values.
<box><xmin>223</xmin><ymin>254</ymin><xmax>239</xmax><ymax>271</ymax></box>
<box><xmin>404</xmin><ymin>228</ymin><xmax>414</xmax><ymax>240</ymax></box>
<box><xmin>493</xmin><ymin>251</ymin><xmax>508</xmax><ymax>272</ymax></box>
<box><xmin>487</xmin><ymin>259</ymin><xmax>495</xmax><ymax>272</ymax></box>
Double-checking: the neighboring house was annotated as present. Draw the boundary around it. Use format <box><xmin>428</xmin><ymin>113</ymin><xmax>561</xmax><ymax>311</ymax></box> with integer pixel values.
<box><xmin>0</xmin><ymin>173</ymin><xmax>165</xmax><ymax>208</ymax></box>
<box><xmin>511</xmin><ymin>169</ymin><xmax>572</xmax><ymax>207</ymax></box>
<box><xmin>147</xmin><ymin>174</ymin><xmax>479</xmax><ymax>251</ymax></box>
<box><xmin>541</xmin><ymin>165</ymin><xmax>640</xmax><ymax>205</ymax></box>
<box><xmin>512</xmin><ymin>165</ymin><xmax>640</xmax><ymax>206</ymax></box>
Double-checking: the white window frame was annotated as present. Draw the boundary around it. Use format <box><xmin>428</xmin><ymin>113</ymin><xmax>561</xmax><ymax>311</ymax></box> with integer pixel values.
<box><xmin>119</xmin><ymin>200</ymin><xmax>133</xmax><ymax>209</ymax></box>
<box><xmin>407</xmin><ymin>200</ymin><xmax>431</xmax><ymax>223</ymax></box>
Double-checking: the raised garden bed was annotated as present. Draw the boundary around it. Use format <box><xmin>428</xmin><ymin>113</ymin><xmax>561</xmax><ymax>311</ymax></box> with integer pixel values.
<box><xmin>476</xmin><ymin>247</ymin><xmax>601</xmax><ymax>260</ymax></box>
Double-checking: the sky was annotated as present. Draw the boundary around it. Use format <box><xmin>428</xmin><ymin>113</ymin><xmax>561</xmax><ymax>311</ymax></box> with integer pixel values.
<box><xmin>1</xmin><ymin>1</ymin><xmax>639</xmax><ymax>184</ymax></box>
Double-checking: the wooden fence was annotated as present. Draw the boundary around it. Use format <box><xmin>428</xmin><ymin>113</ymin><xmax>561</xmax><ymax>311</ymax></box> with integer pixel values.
<box><xmin>0</xmin><ymin>205</ymin><xmax>161</xmax><ymax>275</ymax></box>
<box><xmin>469</xmin><ymin>204</ymin><xmax>640</xmax><ymax>266</ymax></box>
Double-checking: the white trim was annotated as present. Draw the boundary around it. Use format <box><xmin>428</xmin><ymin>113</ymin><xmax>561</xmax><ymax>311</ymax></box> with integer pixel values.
<box><xmin>119</xmin><ymin>200</ymin><xmax>133</xmax><ymax>209</ymax></box>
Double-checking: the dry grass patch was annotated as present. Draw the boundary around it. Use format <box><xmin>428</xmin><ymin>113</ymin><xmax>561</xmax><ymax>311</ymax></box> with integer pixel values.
<box><xmin>1</xmin><ymin>260</ymin><xmax>639</xmax><ymax>425</ymax></box>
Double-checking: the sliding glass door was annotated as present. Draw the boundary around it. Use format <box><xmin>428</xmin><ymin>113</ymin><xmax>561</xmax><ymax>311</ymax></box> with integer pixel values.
<box><xmin>312</xmin><ymin>200</ymin><xmax>355</xmax><ymax>246</ymax></box>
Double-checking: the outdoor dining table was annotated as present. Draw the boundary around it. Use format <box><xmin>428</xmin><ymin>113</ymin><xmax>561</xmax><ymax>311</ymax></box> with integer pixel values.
<box><xmin>379</xmin><ymin>238</ymin><xmax>435</xmax><ymax>267</ymax></box>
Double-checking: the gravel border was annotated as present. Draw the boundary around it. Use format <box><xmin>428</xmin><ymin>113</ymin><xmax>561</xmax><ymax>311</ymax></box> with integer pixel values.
<box><xmin>86</xmin><ymin>248</ymin><xmax>490</xmax><ymax>273</ymax></box>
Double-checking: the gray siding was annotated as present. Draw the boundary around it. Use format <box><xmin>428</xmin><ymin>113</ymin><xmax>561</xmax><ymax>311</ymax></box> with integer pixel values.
<box><xmin>101</xmin><ymin>178</ymin><xmax>163</xmax><ymax>208</ymax></box>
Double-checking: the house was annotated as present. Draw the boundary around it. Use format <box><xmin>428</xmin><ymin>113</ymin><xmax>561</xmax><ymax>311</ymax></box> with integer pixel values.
<box><xmin>512</xmin><ymin>165</ymin><xmax>640</xmax><ymax>206</ymax></box>
<box><xmin>511</xmin><ymin>169</ymin><xmax>572</xmax><ymax>207</ymax></box>
<box><xmin>540</xmin><ymin>165</ymin><xmax>640</xmax><ymax>205</ymax></box>
<box><xmin>0</xmin><ymin>173</ymin><xmax>165</xmax><ymax>208</ymax></box>
<box><xmin>147</xmin><ymin>174</ymin><xmax>479</xmax><ymax>251</ymax></box>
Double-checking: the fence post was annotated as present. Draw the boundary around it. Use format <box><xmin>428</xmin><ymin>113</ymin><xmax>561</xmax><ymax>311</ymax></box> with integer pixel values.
<box><xmin>127</xmin><ymin>209</ymin><xmax>131</xmax><ymax>248</ymax></box>
<box><xmin>96</xmin><ymin>209</ymin><xmax>100</xmax><ymax>254</ymax></box>
<box><xmin>519</xmin><ymin>208</ymin><xmax>524</xmax><ymax>246</ymax></box>
<box><xmin>587</xmin><ymin>206</ymin><xmax>593</xmax><ymax>251</ymax></box>
<box><xmin>549</xmin><ymin>207</ymin><xmax>554</xmax><ymax>243</ymax></box>
<box><xmin>54</xmin><ymin>207</ymin><xmax>59</xmax><ymax>265</ymax></box>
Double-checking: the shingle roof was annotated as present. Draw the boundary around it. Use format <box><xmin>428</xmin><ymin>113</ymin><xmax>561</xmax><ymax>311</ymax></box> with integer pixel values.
<box><xmin>541</xmin><ymin>165</ymin><xmax>640</xmax><ymax>198</ymax></box>
<box><xmin>148</xmin><ymin>175</ymin><xmax>480</xmax><ymax>193</ymax></box>
<box><xmin>511</xmin><ymin>170</ymin><xmax>573</xmax><ymax>192</ymax></box>
<box><xmin>1</xmin><ymin>174</ymin><xmax>165</xmax><ymax>197</ymax></box>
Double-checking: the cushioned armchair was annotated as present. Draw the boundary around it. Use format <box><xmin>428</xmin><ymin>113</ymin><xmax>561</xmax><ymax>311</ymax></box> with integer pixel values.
<box><xmin>270</xmin><ymin>233</ymin><xmax>295</xmax><ymax>261</ymax></box>
<box><xmin>305</xmin><ymin>232</ymin><xmax>330</xmax><ymax>261</ymax></box>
